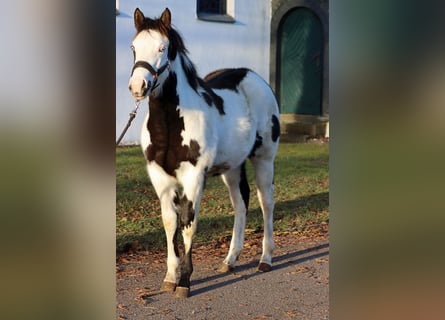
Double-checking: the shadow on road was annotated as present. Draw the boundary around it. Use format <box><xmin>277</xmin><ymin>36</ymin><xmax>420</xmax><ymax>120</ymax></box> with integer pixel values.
<box><xmin>190</xmin><ymin>242</ymin><xmax>329</xmax><ymax>297</ymax></box>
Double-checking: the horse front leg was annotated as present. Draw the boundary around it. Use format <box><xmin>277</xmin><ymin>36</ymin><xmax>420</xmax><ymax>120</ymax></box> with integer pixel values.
<box><xmin>147</xmin><ymin>165</ymin><xmax>180</xmax><ymax>292</ymax></box>
<box><xmin>174</xmin><ymin>166</ymin><xmax>205</xmax><ymax>298</ymax></box>
<box><xmin>159</xmin><ymin>195</ymin><xmax>180</xmax><ymax>292</ymax></box>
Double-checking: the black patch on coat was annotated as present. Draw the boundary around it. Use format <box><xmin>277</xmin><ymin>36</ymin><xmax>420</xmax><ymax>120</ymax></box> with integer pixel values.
<box><xmin>187</xmin><ymin>140</ymin><xmax>201</xmax><ymax>162</ymax></box>
<box><xmin>198</xmin><ymin>78</ymin><xmax>225</xmax><ymax>115</ymax></box>
<box><xmin>179</xmin><ymin>55</ymin><xmax>225</xmax><ymax>115</ymax></box>
<box><xmin>271</xmin><ymin>114</ymin><xmax>280</xmax><ymax>142</ymax></box>
<box><xmin>173</xmin><ymin>228</ymin><xmax>180</xmax><ymax>257</ymax></box>
<box><xmin>249</xmin><ymin>133</ymin><xmax>263</xmax><ymax>158</ymax></box>
<box><xmin>174</xmin><ymin>194</ymin><xmax>194</xmax><ymax>289</ymax></box>
<box><xmin>195</xmin><ymin>81</ymin><xmax>225</xmax><ymax>115</ymax></box>
<box><xmin>174</xmin><ymin>193</ymin><xmax>194</xmax><ymax>229</ymax></box>
<box><xmin>239</xmin><ymin>162</ymin><xmax>250</xmax><ymax>210</ymax></box>
<box><xmin>205</xmin><ymin>162</ymin><xmax>231</xmax><ymax>177</ymax></box>
<box><xmin>204</xmin><ymin>68</ymin><xmax>250</xmax><ymax>92</ymax></box>
<box><xmin>201</xmin><ymin>91</ymin><xmax>212</xmax><ymax>106</ymax></box>
<box><xmin>144</xmin><ymin>73</ymin><xmax>201</xmax><ymax>176</ymax></box>
<box><xmin>178</xmin><ymin>248</ymin><xmax>193</xmax><ymax>288</ymax></box>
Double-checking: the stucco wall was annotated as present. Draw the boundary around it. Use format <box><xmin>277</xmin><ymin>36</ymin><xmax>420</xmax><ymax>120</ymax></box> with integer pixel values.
<box><xmin>116</xmin><ymin>0</ymin><xmax>272</xmax><ymax>144</ymax></box>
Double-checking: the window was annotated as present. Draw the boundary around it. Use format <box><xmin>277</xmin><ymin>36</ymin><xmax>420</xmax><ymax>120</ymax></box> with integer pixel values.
<box><xmin>197</xmin><ymin>0</ymin><xmax>235</xmax><ymax>23</ymax></box>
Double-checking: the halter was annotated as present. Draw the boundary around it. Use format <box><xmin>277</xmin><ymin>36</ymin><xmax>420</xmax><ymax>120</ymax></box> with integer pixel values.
<box><xmin>131</xmin><ymin>60</ymin><xmax>170</xmax><ymax>90</ymax></box>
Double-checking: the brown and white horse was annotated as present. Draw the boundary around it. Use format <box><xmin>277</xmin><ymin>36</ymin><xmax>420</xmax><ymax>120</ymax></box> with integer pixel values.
<box><xmin>128</xmin><ymin>8</ymin><xmax>280</xmax><ymax>298</ymax></box>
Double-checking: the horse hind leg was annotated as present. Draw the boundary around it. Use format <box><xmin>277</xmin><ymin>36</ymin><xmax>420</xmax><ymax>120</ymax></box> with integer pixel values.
<box><xmin>251</xmin><ymin>157</ymin><xmax>276</xmax><ymax>272</ymax></box>
<box><xmin>218</xmin><ymin>163</ymin><xmax>249</xmax><ymax>273</ymax></box>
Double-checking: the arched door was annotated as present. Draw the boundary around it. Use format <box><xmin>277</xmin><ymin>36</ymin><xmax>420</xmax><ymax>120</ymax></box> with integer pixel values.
<box><xmin>278</xmin><ymin>8</ymin><xmax>323</xmax><ymax>115</ymax></box>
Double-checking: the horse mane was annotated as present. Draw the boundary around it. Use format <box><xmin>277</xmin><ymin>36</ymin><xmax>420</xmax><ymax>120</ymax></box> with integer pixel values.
<box><xmin>162</xmin><ymin>24</ymin><xmax>202</xmax><ymax>94</ymax></box>
<box><xmin>167</xmin><ymin>27</ymin><xmax>188</xmax><ymax>61</ymax></box>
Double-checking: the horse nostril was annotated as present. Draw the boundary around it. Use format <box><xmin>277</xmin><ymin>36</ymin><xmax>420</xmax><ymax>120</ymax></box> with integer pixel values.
<box><xmin>142</xmin><ymin>80</ymin><xmax>152</xmax><ymax>89</ymax></box>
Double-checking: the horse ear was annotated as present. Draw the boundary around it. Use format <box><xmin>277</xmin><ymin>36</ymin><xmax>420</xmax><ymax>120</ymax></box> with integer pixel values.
<box><xmin>160</xmin><ymin>8</ymin><xmax>171</xmax><ymax>29</ymax></box>
<box><xmin>134</xmin><ymin>8</ymin><xmax>145</xmax><ymax>30</ymax></box>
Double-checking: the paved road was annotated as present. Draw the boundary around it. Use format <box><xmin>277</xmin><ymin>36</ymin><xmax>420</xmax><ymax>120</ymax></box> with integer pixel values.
<box><xmin>117</xmin><ymin>235</ymin><xmax>329</xmax><ymax>319</ymax></box>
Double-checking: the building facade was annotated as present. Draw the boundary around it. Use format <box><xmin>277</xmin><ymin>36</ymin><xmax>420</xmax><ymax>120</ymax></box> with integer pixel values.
<box><xmin>116</xmin><ymin>0</ymin><xmax>328</xmax><ymax>143</ymax></box>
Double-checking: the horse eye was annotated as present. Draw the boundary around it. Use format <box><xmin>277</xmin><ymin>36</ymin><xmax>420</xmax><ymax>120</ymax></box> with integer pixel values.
<box><xmin>159</xmin><ymin>45</ymin><xmax>165</xmax><ymax>52</ymax></box>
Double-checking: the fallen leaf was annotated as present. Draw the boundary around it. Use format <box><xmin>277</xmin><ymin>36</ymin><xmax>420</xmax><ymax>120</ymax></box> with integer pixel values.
<box><xmin>284</xmin><ymin>310</ymin><xmax>299</xmax><ymax>317</ymax></box>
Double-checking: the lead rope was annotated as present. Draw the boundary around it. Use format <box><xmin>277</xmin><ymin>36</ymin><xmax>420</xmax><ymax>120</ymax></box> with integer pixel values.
<box><xmin>116</xmin><ymin>100</ymin><xmax>141</xmax><ymax>146</ymax></box>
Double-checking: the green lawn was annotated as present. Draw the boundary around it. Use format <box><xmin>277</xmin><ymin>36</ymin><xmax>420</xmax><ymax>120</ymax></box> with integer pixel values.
<box><xmin>116</xmin><ymin>142</ymin><xmax>329</xmax><ymax>253</ymax></box>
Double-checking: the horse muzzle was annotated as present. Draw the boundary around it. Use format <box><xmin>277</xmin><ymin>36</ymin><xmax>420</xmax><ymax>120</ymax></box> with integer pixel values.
<box><xmin>128</xmin><ymin>77</ymin><xmax>151</xmax><ymax>100</ymax></box>
<box><xmin>129</xmin><ymin>60</ymin><xmax>169</xmax><ymax>99</ymax></box>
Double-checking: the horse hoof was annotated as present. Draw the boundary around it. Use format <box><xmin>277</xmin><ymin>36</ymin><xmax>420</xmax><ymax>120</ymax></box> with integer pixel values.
<box><xmin>160</xmin><ymin>281</ymin><xmax>176</xmax><ymax>292</ymax></box>
<box><xmin>217</xmin><ymin>263</ymin><xmax>234</xmax><ymax>273</ymax></box>
<box><xmin>257</xmin><ymin>262</ymin><xmax>272</xmax><ymax>272</ymax></box>
<box><xmin>175</xmin><ymin>286</ymin><xmax>190</xmax><ymax>298</ymax></box>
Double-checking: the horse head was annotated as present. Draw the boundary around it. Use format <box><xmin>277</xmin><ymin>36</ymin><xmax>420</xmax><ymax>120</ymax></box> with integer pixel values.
<box><xmin>128</xmin><ymin>8</ymin><xmax>172</xmax><ymax>100</ymax></box>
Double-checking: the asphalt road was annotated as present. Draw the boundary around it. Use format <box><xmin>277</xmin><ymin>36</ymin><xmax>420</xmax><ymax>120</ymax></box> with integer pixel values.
<box><xmin>117</xmin><ymin>234</ymin><xmax>329</xmax><ymax>319</ymax></box>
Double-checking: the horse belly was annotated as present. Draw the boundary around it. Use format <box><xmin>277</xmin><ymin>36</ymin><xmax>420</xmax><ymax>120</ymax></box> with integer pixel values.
<box><xmin>213</xmin><ymin>91</ymin><xmax>256</xmax><ymax>169</ymax></box>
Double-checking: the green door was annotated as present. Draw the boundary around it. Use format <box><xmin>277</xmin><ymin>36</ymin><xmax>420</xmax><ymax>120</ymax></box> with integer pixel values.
<box><xmin>279</xmin><ymin>8</ymin><xmax>323</xmax><ymax>115</ymax></box>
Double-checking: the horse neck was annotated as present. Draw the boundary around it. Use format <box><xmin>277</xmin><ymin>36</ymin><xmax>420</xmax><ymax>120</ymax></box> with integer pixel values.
<box><xmin>169</xmin><ymin>53</ymin><xmax>200</xmax><ymax>96</ymax></box>
<box><xmin>149</xmin><ymin>53</ymin><xmax>200</xmax><ymax>109</ymax></box>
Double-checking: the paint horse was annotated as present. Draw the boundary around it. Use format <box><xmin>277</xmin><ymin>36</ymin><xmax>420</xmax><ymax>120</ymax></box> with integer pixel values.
<box><xmin>128</xmin><ymin>8</ymin><xmax>280</xmax><ymax>298</ymax></box>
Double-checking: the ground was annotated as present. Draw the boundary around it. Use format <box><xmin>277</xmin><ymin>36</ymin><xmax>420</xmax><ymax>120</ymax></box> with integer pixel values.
<box><xmin>117</xmin><ymin>225</ymin><xmax>328</xmax><ymax>320</ymax></box>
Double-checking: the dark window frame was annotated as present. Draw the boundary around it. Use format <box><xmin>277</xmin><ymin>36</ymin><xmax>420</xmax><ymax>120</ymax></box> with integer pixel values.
<box><xmin>197</xmin><ymin>0</ymin><xmax>235</xmax><ymax>23</ymax></box>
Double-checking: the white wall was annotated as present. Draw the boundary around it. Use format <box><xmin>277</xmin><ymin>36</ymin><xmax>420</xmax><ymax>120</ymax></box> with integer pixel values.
<box><xmin>116</xmin><ymin>0</ymin><xmax>272</xmax><ymax>144</ymax></box>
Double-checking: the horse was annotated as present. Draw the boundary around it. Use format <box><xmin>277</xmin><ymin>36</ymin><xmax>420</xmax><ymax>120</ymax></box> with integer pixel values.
<box><xmin>128</xmin><ymin>7</ymin><xmax>280</xmax><ymax>298</ymax></box>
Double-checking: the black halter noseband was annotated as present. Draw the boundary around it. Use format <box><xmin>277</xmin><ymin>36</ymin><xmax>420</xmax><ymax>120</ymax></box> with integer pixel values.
<box><xmin>130</xmin><ymin>60</ymin><xmax>169</xmax><ymax>80</ymax></box>
<box><xmin>131</xmin><ymin>60</ymin><xmax>170</xmax><ymax>94</ymax></box>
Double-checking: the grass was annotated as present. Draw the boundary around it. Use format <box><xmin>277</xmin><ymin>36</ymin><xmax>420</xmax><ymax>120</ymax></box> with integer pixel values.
<box><xmin>116</xmin><ymin>142</ymin><xmax>329</xmax><ymax>253</ymax></box>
